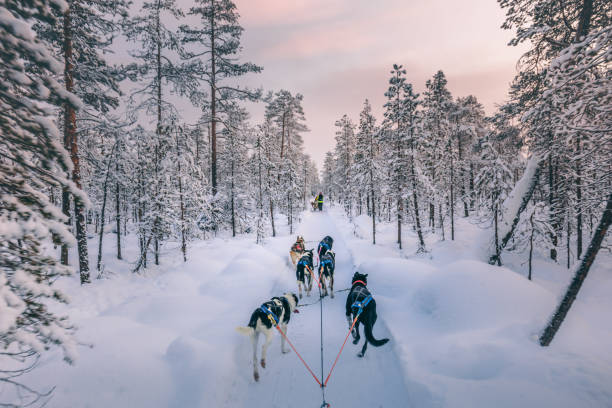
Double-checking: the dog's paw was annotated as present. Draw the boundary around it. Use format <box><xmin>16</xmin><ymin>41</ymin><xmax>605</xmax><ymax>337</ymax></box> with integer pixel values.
<box><xmin>282</xmin><ymin>349</ymin><xmax>290</xmax><ymax>354</ymax></box>
<box><xmin>260</xmin><ymin>359</ymin><xmax>266</xmax><ymax>369</ymax></box>
<box><xmin>352</xmin><ymin>338</ymin><xmax>359</xmax><ymax>345</ymax></box>
<box><xmin>254</xmin><ymin>372</ymin><xmax>259</xmax><ymax>382</ymax></box>
<box><xmin>330</xmin><ymin>293</ymin><xmax>334</xmax><ymax>299</ymax></box>
<box><xmin>357</xmin><ymin>352</ymin><xmax>364</xmax><ymax>358</ymax></box>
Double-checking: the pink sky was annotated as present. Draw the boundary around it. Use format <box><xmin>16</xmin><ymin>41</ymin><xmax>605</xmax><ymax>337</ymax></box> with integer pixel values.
<box><xmin>185</xmin><ymin>0</ymin><xmax>527</xmax><ymax>168</ymax></box>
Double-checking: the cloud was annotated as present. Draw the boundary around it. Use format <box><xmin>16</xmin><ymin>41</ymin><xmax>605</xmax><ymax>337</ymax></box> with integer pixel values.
<box><xmin>235</xmin><ymin>0</ymin><xmax>349</xmax><ymax>27</ymax></box>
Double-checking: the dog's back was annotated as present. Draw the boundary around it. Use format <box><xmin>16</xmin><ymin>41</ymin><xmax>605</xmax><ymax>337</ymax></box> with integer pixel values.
<box><xmin>319</xmin><ymin>251</ymin><xmax>335</xmax><ymax>276</ymax></box>
<box><xmin>318</xmin><ymin>236</ymin><xmax>333</xmax><ymax>256</ymax></box>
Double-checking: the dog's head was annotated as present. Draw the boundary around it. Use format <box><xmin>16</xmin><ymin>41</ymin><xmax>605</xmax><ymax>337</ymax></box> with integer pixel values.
<box><xmin>284</xmin><ymin>292</ymin><xmax>299</xmax><ymax>313</ymax></box>
<box><xmin>296</xmin><ymin>235</ymin><xmax>304</xmax><ymax>243</ymax></box>
<box><xmin>352</xmin><ymin>272</ymin><xmax>368</xmax><ymax>285</ymax></box>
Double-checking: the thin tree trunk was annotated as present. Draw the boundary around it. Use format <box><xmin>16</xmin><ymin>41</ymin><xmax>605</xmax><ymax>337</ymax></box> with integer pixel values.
<box><xmin>576</xmin><ymin>135</ymin><xmax>582</xmax><ymax>259</ymax></box>
<box><xmin>549</xmin><ymin>155</ymin><xmax>558</xmax><ymax>261</ymax></box>
<box><xmin>528</xmin><ymin>211</ymin><xmax>534</xmax><ymax>280</ymax></box>
<box><xmin>64</xmin><ymin>5</ymin><xmax>89</xmax><ymax>283</ymax></box>
<box><xmin>115</xmin><ymin>160</ymin><xmax>122</xmax><ymax>260</ymax></box>
<box><xmin>96</xmin><ymin>144</ymin><xmax>116</xmax><ymax>271</ymax></box>
<box><xmin>539</xmin><ymin>191</ymin><xmax>611</xmax><ymax>347</ymax></box>
<box><xmin>567</xmin><ymin>217</ymin><xmax>571</xmax><ymax>269</ymax></box>
<box><xmin>494</xmin><ymin>201</ymin><xmax>501</xmax><ymax>266</ymax></box>
<box><xmin>411</xmin><ymin>155</ymin><xmax>425</xmax><ymax>251</ymax></box>
<box><xmin>450</xmin><ymin>138</ymin><xmax>455</xmax><ymax>240</ymax></box>
<box><xmin>439</xmin><ymin>203</ymin><xmax>444</xmax><ymax>240</ymax></box>
<box><xmin>177</xmin><ymin>132</ymin><xmax>187</xmax><ymax>261</ymax></box>
<box><xmin>469</xmin><ymin>161</ymin><xmax>475</xmax><ymax>211</ymax></box>
<box><xmin>231</xmin><ymin>157</ymin><xmax>236</xmax><ymax>237</ymax></box>
<box><xmin>154</xmin><ymin>1</ymin><xmax>162</xmax><ymax>266</ymax></box>
<box><xmin>209</xmin><ymin>2</ymin><xmax>217</xmax><ymax>195</ymax></box>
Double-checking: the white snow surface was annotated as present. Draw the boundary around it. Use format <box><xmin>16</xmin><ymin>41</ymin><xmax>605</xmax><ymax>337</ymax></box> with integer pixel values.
<box><xmin>21</xmin><ymin>208</ymin><xmax>612</xmax><ymax>407</ymax></box>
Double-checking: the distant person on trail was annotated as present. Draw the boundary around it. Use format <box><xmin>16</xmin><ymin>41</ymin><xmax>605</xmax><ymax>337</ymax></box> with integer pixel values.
<box><xmin>316</xmin><ymin>192</ymin><xmax>324</xmax><ymax>211</ymax></box>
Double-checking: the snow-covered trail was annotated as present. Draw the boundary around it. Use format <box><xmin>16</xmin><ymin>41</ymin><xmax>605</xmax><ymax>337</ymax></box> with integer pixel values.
<box><xmin>229</xmin><ymin>210</ymin><xmax>412</xmax><ymax>408</ymax></box>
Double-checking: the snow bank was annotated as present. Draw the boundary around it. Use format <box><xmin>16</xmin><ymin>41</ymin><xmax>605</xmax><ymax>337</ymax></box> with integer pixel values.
<box><xmin>21</xmin><ymin>234</ymin><xmax>297</xmax><ymax>408</ymax></box>
<box><xmin>336</xmin><ymin>207</ymin><xmax>612</xmax><ymax>408</ymax></box>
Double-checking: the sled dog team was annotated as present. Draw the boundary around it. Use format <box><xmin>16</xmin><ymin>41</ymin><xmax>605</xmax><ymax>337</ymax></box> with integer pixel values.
<box><xmin>236</xmin><ymin>235</ymin><xmax>389</xmax><ymax>382</ymax></box>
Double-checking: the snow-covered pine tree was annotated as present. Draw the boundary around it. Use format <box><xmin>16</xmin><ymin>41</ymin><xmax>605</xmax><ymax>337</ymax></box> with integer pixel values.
<box><xmin>333</xmin><ymin>114</ymin><xmax>356</xmax><ymax>219</ymax></box>
<box><xmin>219</xmin><ymin>105</ymin><xmax>252</xmax><ymax>237</ymax></box>
<box><xmin>475</xmin><ymin>136</ymin><xmax>515</xmax><ymax>266</ymax></box>
<box><xmin>125</xmin><ymin>0</ymin><xmax>189</xmax><ymax>267</ymax></box>
<box><xmin>498</xmin><ymin>0</ymin><xmax>610</xmax><ymax>267</ymax></box>
<box><xmin>180</xmin><ymin>0</ymin><xmax>262</xmax><ymax>196</ymax></box>
<box><xmin>265</xmin><ymin>90</ymin><xmax>308</xmax><ymax>233</ymax></box>
<box><xmin>450</xmin><ymin>96</ymin><xmax>486</xmax><ymax>219</ymax></box>
<box><xmin>422</xmin><ymin>70</ymin><xmax>453</xmax><ymax>239</ymax></box>
<box><xmin>1</xmin><ymin>0</ymin><xmax>83</xmax><ymax>401</ymax></box>
<box><xmin>382</xmin><ymin>65</ymin><xmax>421</xmax><ymax>249</ymax></box>
<box><xmin>353</xmin><ymin>99</ymin><xmax>380</xmax><ymax>244</ymax></box>
<box><xmin>322</xmin><ymin>151</ymin><xmax>336</xmax><ymax>204</ymax></box>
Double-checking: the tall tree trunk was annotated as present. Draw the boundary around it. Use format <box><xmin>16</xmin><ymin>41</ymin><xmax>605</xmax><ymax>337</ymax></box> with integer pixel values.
<box><xmin>370</xmin><ymin>169</ymin><xmax>376</xmax><ymax>245</ymax></box>
<box><xmin>458</xmin><ymin>136</ymin><xmax>468</xmax><ymax>217</ymax></box>
<box><xmin>96</xmin><ymin>144</ymin><xmax>116</xmax><ymax>272</ymax></box>
<box><xmin>153</xmin><ymin>1</ymin><xmax>162</xmax><ymax>266</ymax></box>
<box><xmin>528</xmin><ymin>211</ymin><xmax>534</xmax><ymax>280</ymax></box>
<box><xmin>549</xmin><ymin>155</ymin><xmax>558</xmax><ymax>260</ymax></box>
<box><xmin>576</xmin><ymin>135</ymin><xmax>582</xmax><ymax>259</ymax></box>
<box><xmin>115</xmin><ymin>160</ymin><xmax>122</xmax><ymax>260</ymax></box>
<box><xmin>429</xmin><ymin>202</ymin><xmax>435</xmax><ymax>230</ymax></box>
<box><xmin>539</xmin><ymin>191</ymin><xmax>611</xmax><ymax>347</ymax></box>
<box><xmin>209</xmin><ymin>2</ymin><xmax>217</xmax><ymax>195</ymax></box>
<box><xmin>469</xmin><ymin>161</ymin><xmax>475</xmax><ymax>211</ymax></box>
<box><xmin>494</xmin><ymin>201</ymin><xmax>501</xmax><ymax>266</ymax></box>
<box><xmin>177</xmin><ymin>133</ymin><xmax>187</xmax><ymax>261</ymax></box>
<box><xmin>567</xmin><ymin>217</ymin><xmax>571</xmax><ymax>269</ymax></box>
<box><xmin>411</xmin><ymin>153</ymin><xmax>425</xmax><ymax>251</ymax></box>
<box><xmin>439</xmin><ymin>203</ymin><xmax>444</xmax><ymax>240</ymax></box>
<box><xmin>231</xmin><ymin>157</ymin><xmax>236</xmax><ymax>237</ymax></box>
<box><xmin>64</xmin><ymin>5</ymin><xmax>89</xmax><ymax>283</ymax></box>
<box><xmin>450</xmin><ymin>139</ymin><xmax>455</xmax><ymax>240</ymax></box>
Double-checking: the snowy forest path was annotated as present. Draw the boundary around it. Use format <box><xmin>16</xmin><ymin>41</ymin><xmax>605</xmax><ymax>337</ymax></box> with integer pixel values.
<box><xmin>229</xmin><ymin>210</ymin><xmax>412</xmax><ymax>408</ymax></box>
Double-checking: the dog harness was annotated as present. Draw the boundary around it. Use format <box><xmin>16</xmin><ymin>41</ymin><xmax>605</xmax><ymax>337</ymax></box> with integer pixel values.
<box><xmin>351</xmin><ymin>295</ymin><xmax>372</xmax><ymax>314</ymax></box>
<box><xmin>319</xmin><ymin>258</ymin><xmax>333</xmax><ymax>266</ymax></box>
<box><xmin>297</xmin><ymin>257</ymin><xmax>311</xmax><ymax>266</ymax></box>
<box><xmin>260</xmin><ymin>305</ymin><xmax>280</xmax><ymax>326</ymax></box>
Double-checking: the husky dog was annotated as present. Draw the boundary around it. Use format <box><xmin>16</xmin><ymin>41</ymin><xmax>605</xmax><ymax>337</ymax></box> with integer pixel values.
<box><xmin>295</xmin><ymin>249</ymin><xmax>314</xmax><ymax>298</ymax></box>
<box><xmin>318</xmin><ymin>250</ymin><xmax>335</xmax><ymax>298</ymax></box>
<box><xmin>345</xmin><ymin>272</ymin><xmax>389</xmax><ymax>357</ymax></box>
<box><xmin>317</xmin><ymin>235</ymin><xmax>333</xmax><ymax>258</ymax></box>
<box><xmin>289</xmin><ymin>236</ymin><xmax>305</xmax><ymax>265</ymax></box>
<box><xmin>236</xmin><ymin>293</ymin><xmax>299</xmax><ymax>382</ymax></box>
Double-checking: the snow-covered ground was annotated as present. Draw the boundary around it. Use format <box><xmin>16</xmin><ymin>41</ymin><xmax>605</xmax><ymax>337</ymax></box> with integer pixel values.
<box><xmin>19</xmin><ymin>207</ymin><xmax>612</xmax><ymax>407</ymax></box>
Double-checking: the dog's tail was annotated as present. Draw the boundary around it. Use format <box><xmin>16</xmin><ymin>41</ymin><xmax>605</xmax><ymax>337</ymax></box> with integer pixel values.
<box><xmin>364</xmin><ymin>322</ymin><xmax>389</xmax><ymax>347</ymax></box>
<box><xmin>235</xmin><ymin>326</ymin><xmax>254</xmax><ymax>336</ymax></box>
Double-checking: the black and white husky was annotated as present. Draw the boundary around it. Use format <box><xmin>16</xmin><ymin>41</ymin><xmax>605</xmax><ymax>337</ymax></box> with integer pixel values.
<box><xmin>345</xmin><ymin>272</ymin><xmax>389</xmax><ymax>357</ymax></box>
<box><xmin>295</xmin><ymin>249</ymin><xmax>314</xmax><ymax>298</ymax></box>
<box><xmin>236</xmin><ymin>293</ymin><xmax>299</xmax><ymax>382</ymax></box>
<box><xmin>319</xmin><ymin>250</ymin><xmax>335</xmax><ymax>298</ymax></box>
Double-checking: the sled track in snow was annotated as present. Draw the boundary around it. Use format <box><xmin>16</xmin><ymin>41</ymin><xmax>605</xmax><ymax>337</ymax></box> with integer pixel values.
<box><xmin>228</xmin><ymin>211</ymin><xmax>413</xmax><ymax>408</ymax></box>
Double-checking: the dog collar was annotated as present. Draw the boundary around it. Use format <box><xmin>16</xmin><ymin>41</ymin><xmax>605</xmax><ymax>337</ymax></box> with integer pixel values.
<box><xmin>353</xmin><ymin>280</ymin><xmax>367</xmax><ymax>287</ymax></box>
